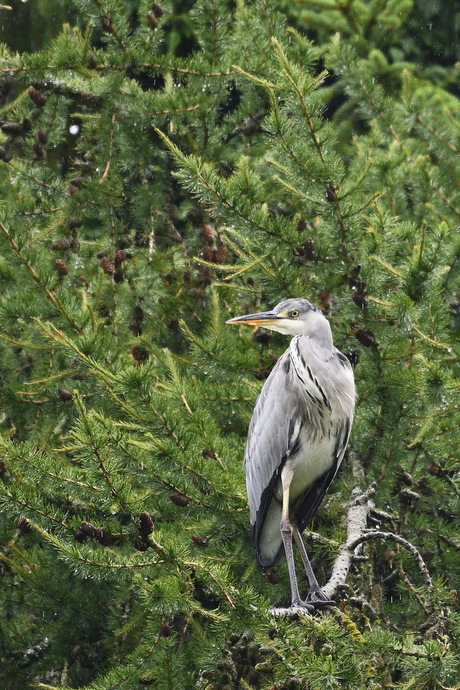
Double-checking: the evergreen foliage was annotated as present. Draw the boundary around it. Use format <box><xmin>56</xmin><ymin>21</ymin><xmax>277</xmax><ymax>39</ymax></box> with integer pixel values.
<box><xmin>0</xmin><ymin>1</ymin><xmax>458</xmax><ymax>688</ymax></box>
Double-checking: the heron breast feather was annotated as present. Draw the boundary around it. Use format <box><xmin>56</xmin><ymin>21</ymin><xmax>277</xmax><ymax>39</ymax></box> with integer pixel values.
<box><xmin>286</xmin><ymin>435</ymin><xmax>337</xmax><ymax>502</ymax></box>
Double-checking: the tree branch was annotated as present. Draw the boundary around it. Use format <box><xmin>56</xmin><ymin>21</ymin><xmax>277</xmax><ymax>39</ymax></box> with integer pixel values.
<box><xmin>321</xmin><ymin>484</ymin><xmax>433</xmax><ymax>600</ymax></box>
<box><xmin>349</xmin><ymin>531</ymin><xmax>433</xmax><ymax>589</ymax></box>
<box><xmin>321</xmin><ymin>482</ymin><xmax>376</xmax><ymax>600</ymax></box>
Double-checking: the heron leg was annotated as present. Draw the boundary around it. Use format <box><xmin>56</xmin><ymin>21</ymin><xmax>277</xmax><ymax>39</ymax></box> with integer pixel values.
<box><xmin>292</xmin><ymin>526</ymin><xmax>335</xmax><ymax>608</ymax></box>
<box><xmin>280</xmin><ymin>463</ymin><xmax>314</xmax><ymax>611</ymax></box>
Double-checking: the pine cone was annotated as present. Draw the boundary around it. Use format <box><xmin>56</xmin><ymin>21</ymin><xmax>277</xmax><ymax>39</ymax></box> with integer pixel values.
<box><xmin>139</xmin><ymin>512</ymin><xmax>154</xmax><ymax>536</ymax></box>
<box><xmin>152</xmin><ymin>2</ymin><xmax>165</xmax><ymax>17</ymax></box>
<box><xmin>319</xmin><ymin>290</ymin><xmax>331</xmax><ymax>308</ymax></box>
<box><xmin>100</xmin><ymin>256</ymin><xmax>114</xmax><ymax>274</ymax></box>
<box><xmin>303</xmin><ymin>238</ymin><xmax>316</xmax><ymax>260</ymax></box>
<box><xmin>146</xmin><ymin>12</ymin><xmax>159</xmax><ymax>29</ymax></box>
<box><xmin>170</xmin><ymin>493</ymin><xmax>189</xmax><ymax>507</ymax></box>
<box><xmin>352</xmin><ymin>292</ymin><xmax>367</xmax><ymax>309</ymax></box>
<box><xmin>160</xmin><ymin>623</ymin><xmax>173</xmax><ymax>637</ymax></box>
<box><xmin>54</xmin><ymin>259</ymin><xmax>69</xmax><ymax>276</ymax></box>
<box><xmin>200</xmin><ymin>267</ymin><xmax>212</xmax><ymax>285</ymax></box>
<box><xmin>201</xmin><ymin>245</ymin><xmax>213</xmax><ymax>261</ymax></box>
<box><xmin>74</xmin><ymin>529</ymin><xmax>88</xmax><ymax>543</ymax></box>
<box><xmin>213</xmin><ymin>245</ymin><xmax>228</xmax><ymax>264</ymax></box>
<box><xmin>1</xmin><ymin>122</ymin><xmax>22</xmax><ymax>136</ymax></box>
<box><xmin>95</xmin><ymin>528</ymin><xmax>113</xmax><ymax>545</ymax></box>
<box><xmin>101</xmin><ymin>17</ymin><xmax>115</xmax><ymax>33</ymax></box>
<box><xmin>79</xmin><ymin>521</ymin><xmax>97</xmax><ymax>537</ymax></box>
<box><xmin>32</xmin><ymin>142</ymin><xmax>46</xmax><ymax>160</ymax></box>
<box><xmin>131</xmin><ymin>346</ymin><xmax>148</xmax><ymax>363</ymax></box>
<box><xmin>70</xmin><ymin>238</ymin><xmax>81</xmax><ymax>254</ymax></box>
<box><xmin>202</xmin><ymin>224</ymin><xmax>215</xmax><ymax>242</ymax></box>
<box><xmin>36</xmin><ymin>130</ymin><xmax>48</xmax><ymax>144</ymax></box>
<box><xmin>28</xmin><ymin>87</ymin><xmax>47</xmax><ymax>106</ymax></box>
<box><xmin>58</xmin><ymin>388</ymin><xmax>72</xmax><ymax>402</ymax></box>
<box><xmin>114</xmin><ymin>249</ymin><xmax>128</xmax><ymax>264</ymax></box>
<box><xmin>17</xmin><ymin>517</ymin><xmax>31</xmax><ymax>533</ymax></box>
<box><xmin>51</xmin><ymin>238</ymin><xmax>71</xmax><ymax>250</ymax></box>
<box><xmin>354</xmin><ymin>329</ymin><xmax>376</xmax><ymax>347</ymax></box>
<box><xmin>0</xmin><ymin>147</ymin><xmax>13</xmax><ymax>163</ymax></box>
<box><xmin>69</xmin><ymin>177</ymin><xmax>85</xmax><ymax>188</ymax></box>
<box><xmin>325</xmin><ymin>185</ymin><xmax>339</xmax><ymax>202</ymax></box>
<box><xmin>133</xmin><ymin>305</ymin><xmax>144</xmax><ymax>322</ymax></box>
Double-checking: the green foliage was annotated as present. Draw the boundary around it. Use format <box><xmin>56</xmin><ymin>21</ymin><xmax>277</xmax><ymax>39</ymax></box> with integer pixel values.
<box><xmin>0</xmin><ymin>0</ymin><xmax>458</xmax><ymax>688</ymax></box>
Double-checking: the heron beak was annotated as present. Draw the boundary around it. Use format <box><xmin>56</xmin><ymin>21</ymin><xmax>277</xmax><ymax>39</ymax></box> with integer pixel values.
<box><xmin>226</xmin><ymin>310</ymin><xmax>280</xmax><ymax>327</ymax></box>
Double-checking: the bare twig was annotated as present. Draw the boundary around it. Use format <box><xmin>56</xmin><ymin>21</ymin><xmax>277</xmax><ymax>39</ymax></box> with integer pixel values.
<box><xmin>349</xmin><ymin>531</ymin><xmax>433</xmax><ymax>589</ymax></box>
<box><xmin>181</xmin><ymin>394</ymin><xmax>193</xmax><ymax>415</ymax></box>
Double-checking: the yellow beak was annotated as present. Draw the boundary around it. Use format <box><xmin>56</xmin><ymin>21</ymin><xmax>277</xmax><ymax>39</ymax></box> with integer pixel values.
<box><xmin>226</xmin><ymin>310</ymin><xmax>280</xmax><ymax>328</ymax></box>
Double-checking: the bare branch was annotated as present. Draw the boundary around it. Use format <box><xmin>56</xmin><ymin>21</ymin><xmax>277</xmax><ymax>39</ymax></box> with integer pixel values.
<box><xmin>348</xmin><ymin>530</ymin><xmax>433</xmax><ymax>589</ymax></box>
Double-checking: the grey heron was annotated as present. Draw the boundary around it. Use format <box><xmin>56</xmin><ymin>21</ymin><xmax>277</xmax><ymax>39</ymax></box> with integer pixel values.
<box><xmin>227</xmin><ymin>298</ymin><xmax>355</xmax><ymax>612</ymax></box>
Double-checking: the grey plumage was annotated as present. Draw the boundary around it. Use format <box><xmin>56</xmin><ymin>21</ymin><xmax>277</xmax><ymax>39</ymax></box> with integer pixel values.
<box><xmin>227</xmin><ymin>298</ymin><xmax>355</xmax><ymax>610</ymax></box>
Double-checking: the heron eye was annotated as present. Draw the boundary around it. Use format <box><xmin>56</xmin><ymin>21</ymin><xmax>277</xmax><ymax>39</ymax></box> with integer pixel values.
<box><xmin>290</xmin><ymin>310</ymin><xmax>299</xmax><ymax>318</ymax></box>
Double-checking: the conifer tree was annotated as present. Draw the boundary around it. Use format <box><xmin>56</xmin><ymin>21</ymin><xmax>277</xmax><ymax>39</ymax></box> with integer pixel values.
<box><xmin>0</xmin><ymin>1</ymin><xmax>458</xmax><ymax>688</ymax></box>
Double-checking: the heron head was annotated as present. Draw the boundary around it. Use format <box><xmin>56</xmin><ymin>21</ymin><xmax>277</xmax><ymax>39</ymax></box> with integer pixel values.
<box><xmin>226</xmin><ymin>298</ymin><xmax>325</xmax><ymax>336</ymax></box>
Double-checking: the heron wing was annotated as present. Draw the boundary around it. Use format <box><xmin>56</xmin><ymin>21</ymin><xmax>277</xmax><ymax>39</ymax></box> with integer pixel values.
<box><xmin>244</xmin><ymin>349</ymin><xmax>309</xmax><ymax>565</ymax></box>
<box><xmin>244</xmin><ymin>350</ymin><xmax>292</xmax><ymax>525</ymax></box>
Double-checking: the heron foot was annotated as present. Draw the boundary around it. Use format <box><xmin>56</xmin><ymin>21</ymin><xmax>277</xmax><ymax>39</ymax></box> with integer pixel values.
<box><xmin>270</xmin><ymin>595</ymin><xmax>335</xmax><ymax>617</ymax></box>
<box><xmin>292</xmin><ymin>599</ymin><xmax>316</xmax><ymax>612</ymax></box>
<box><xmin>306</xmin><ymin>588</ymin><xmax>336</xmax><ymax>609</ymax></box>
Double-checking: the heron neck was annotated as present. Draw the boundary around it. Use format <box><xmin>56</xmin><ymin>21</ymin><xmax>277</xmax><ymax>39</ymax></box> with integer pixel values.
<box><xmin>300</xmin><ymin>318</ymin><xmax>334</xmax><ymax>358</ymax></box>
